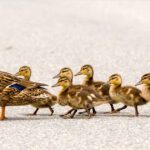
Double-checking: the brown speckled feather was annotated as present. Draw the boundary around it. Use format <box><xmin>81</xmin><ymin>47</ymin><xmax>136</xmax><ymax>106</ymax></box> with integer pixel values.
<box><xmin>112</xmin><ymin>86</ymin><xmax>147</xmax><ymax>106</ymax></box>
<box><xmin>0</xmin><ymin>71</ymin><xmax>21</xmax><ymax>92</ymax></box>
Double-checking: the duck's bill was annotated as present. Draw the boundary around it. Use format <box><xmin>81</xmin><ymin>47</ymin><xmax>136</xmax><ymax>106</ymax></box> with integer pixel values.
<box><xmin>53</xmin><ymin>74</ymin><xmax>60</xmax><ymax>79</ymax></box>
<box><xmin>74</xmin><ymin>71</ymin><xmax>82</xmax><ymax>76</ymax></box>
<box><xmin>51</xmin><ymin>83</ymin><xmax>59</xmax><ymax>87</ymax></box>
<box><xmin>135</xmin><ymin>81</ymin><xmax>141</xmax><ymax>86</ymax></box>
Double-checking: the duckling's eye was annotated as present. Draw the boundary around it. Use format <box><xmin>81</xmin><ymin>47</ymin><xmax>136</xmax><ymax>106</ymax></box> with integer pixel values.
<box><xmin>111</xmin><ymin>77</ymin><xmax>116</xmax><ymax>80</ymax></box>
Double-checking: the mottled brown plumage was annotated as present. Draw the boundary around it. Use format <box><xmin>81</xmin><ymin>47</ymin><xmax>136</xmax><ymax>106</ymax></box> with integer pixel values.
<box><xmin>108</xmin><ymin>74</ymin><xmax>148</xmax><ymax>116</ymax></box>
<box><xmin>0</xmin><ymin>71</ymin><xmax>21</xmax><ymax>92</ymax></box>
<box><xmin>53</xmin><ymin>67</ymin><xmax>98</xmax><ymax>115</ymax></box>
<box><xmin>0</xmin><ymin>70</ymin><xmax>23</xmax><ymax>120</ymax></box>
<box><xmin>52</xmin><ymin>77</ymin><xmax>110</xmax><ymax>119</ymax></box>
<box><xmin>15</xmin><ymin>66</ymin><xmax>57</xmax><ymax>115</ymax></box>
<box><xmin>75</xmin><ymin>64</ymin><xmax>116</xmax><ymax>113</ymax></box>
<box><xmin>0</xmin><ymin>80</ymin><xmax>57</xmax><ymax>119</ymax></box>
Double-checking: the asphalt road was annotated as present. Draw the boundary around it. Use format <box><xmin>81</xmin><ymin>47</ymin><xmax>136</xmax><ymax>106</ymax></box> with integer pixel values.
<box><xmin>0</xmin><ymin>0</ymin><xmax>150</xmax><ymax>150</ymax></box>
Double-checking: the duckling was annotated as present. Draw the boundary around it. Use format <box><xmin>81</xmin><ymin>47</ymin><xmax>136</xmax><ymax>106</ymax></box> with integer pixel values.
<box><xmin>108</xmin><ymin>74</ymin><xmax>148</xmax><ymax>116</ymax></box>
<box><xmin>53</xmin><ymin>67</ymin><xmax>97</xmax><ymax>116</ymax></box>
<box><xmin>15</xmin><ymin>66</ymin><xmax>57</xmax><ymax>115</ymax></box>
<box><xmin>15</xmin><ymin>66</ymin><xmax>31</xmax><ymax>80</ymax></box>
<box><xmin>136</xmin><ymin>73</ymin><xmax>150</xmax><ymax>102</ymax></box>
<box><xmin>0</xmin><ymin>80</ymin><xmax>57</xmax><ymax>120</ymax></box>
<box><xmin>52</xmin><ymin>77</ymin><xmax>109</xmax><ymax>119</ymax></box>
<box><xmin>75</xmin><ymin>64</ymin><xmax>117</xmax><ymax>113</ymax></box>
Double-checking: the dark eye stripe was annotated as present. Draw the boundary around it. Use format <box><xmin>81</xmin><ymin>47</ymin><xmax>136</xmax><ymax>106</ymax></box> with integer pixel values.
<box><xmin>110</xmin><ymin>74</ymin><xmax>119</xmax><ymax>79</ymax></box>
<box><xmin>110</xmin><ymin>77</ymin><xmax>117</xmax><ymax>80</ymax></box>
<box><xmin>59</xmin><ymin>77</ymin><xmax>69</xmax><ymax>82</ymax></box>
<box><xmin>20</xmin><ymin>69</ymin><xmax>27</xmax><ymax>71</ymax></box>
<box><xmin>82</xmin><ymin>66</ymin><xmax>89</xmax><ymax>70</ymax></box>
<box><xmin>142</xmin><ymin>74</ymin><xmax>150</xmax><ymax>80</ymax></box>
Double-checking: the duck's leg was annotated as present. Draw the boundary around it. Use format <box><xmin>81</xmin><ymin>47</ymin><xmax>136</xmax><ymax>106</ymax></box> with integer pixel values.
<box><xmin>86</xmin><ymin>108</ymin><xmax>92</xmax><ymax>119</ymax></box>
<box><xmin>92</xmin><ymin>107</ymin><xmax>96</xmax><ymax>115</ymax></box>
<box><xmin>70</xmin><ymin>109</ymin><xmax>77</xmax><ymax>118</ymax></box>
<box><xmin>116</xmin><ymin>105</ymin><xmax>127</xmax><ymax>112</ymax></box>
<box><xmin>0</xmin><ymin>106</ymin><xmax>6</xmax><ymax>120</ymax></box>
<box><xmin>60</xmin><ymin>109</ymin><xmax>74</xmax><ymax>117</ymax></box>
<box><xmin>62</xmin><ymin>109</ymin><xmax>77</xmax><ymax>119</ymax></box>
<box><xmin>110</xmin><ymin>104</ymin><xmax>115</xmax><ymax>112</ymax></box>
<box><xmin>104</xmin><ymin>103</ymin><xmax>117</xmax><ymax>114</ymax></box>
<box><xmin>79</xmin><ymin>107</ymin><xmax>96</xmax><ymax>115</ymax></box>
<box><xmin>78</xmin><ymin>110</ymin><xmax>86</xmax><ymax>114</ymax></box>
<box><xmin>48</xmin><ymin>106</ymin><xmax>54</xmax><ymax>116</ymax></box>
<box><xmin>134</xmin><ymin>105</ymin><xmax>139</xmax><ymax>116</ymax></box>
<box><xmin>33</xmin><ymin>108</ymin><xmax>39</xmax><ymax>115</ymax></box>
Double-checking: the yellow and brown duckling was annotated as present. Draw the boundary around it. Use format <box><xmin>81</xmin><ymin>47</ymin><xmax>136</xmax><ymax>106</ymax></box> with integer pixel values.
<box><xmin>108</xmin><ymin>74</ymin><xmax>148</xmax><ymax>116</ymax></box>
<box><xmin>53</xmin><ymin>67</ymin><xmax>98</xmax><ymax>116</ymax></box>
<box><xmin>15</xmin><ymin>66</ymin><xmax>57</xmax><ymax>116</ymax></box>
<box><xmin>52</xmin><ymin>76</ymin><xmax>109</xmax><ymax>119</ymax></box>
<box><xmin>15</xmin><ymin>66</ymin><xmax>31</xmax><ymax>80</ymax></box>
<box><xmin>0</xmin><ymin>80</ymin><xmax>57</xmax><ymax>120</ymax></box>
<box><xmin>75</xmin><ymin>64</ymin><xmax>116</xmax><ymax>113</ymax></box>
<box><xmin>136</xmin><ymin>73</ymin><xmax>150</xmax><ymax>102</ymax></box>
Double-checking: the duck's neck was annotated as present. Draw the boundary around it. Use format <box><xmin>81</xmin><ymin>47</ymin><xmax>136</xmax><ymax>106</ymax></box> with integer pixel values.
<box><xmin>60</xmin><ymin>84</ymin><xmax>72</xmax><ymax>94</ymax></box>
<box><xmin>141</xmin><ymin>84</ymin><xmax>150</xmax><ymax>101</ymax></box>
<box><xmin>24</xmin><ymin>75</ymin><xmax>31</xmax><ymax>81</ymax></box>
<box><xmin>110</xmin><ymin>84</ymin><xmax>121</xmax><ymax>92</ymax></box>
<box><xmin>84</xmin><ymin>75</ymin><xmax>93</xmax><ymax>86</ymax></box>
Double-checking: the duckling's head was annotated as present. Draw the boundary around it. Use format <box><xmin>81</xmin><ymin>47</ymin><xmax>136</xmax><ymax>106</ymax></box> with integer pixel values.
<box><xmin>53</xmin><ymin>67</ymin><xmax>73</xmax><ymax>81</ymax></box>
<box><xmin>108</xmin><ymin>74</ymin><xmax>122</xmax><ymax>86</ymax></box>
<box><xmin>52</xmin><ymin>77</ymin><xmax>71</xmax><ymax>88</ymax></box>
<box><xmin>75</xmin><ymin>64</ymin><xmax>94</xmax><ymax>78</ymax></box>
<box><xmin>15</xmin><ymin>66</ymin><xmax>31</xmax><ymax>80</ymax></box>
<box><xmin>136</xmin><ymin>73</ymin><xmax>150</xmax><ymax>85</ymax></box>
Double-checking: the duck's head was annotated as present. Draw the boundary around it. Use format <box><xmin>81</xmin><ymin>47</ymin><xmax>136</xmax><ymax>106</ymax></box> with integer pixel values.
<box><xmin>15</xmin><ymin>66</ymin><xmax>31</xmax><ymax>81</ymax></box>
<box><xmin>53</xmin><ymin>67</ymin><xmax>73</xmax><ymax>81</ymax></box>
<box><xmin>75</xmin><ymin>64</ymin><xmax>94</xmax><ymax>78</ymax></box>
<box><xmin>52</xmin><ymin>77</ymin><xmax>71</xmax><ymax>89</ymax></box>
<box><xmin>136</xmin><ymin>73</ymin><xmax>150</xmax><ymax>86</ymax></box>
<box><xmin>108</xmin><ymin>74</ymin><xmax>122</xmax><ymax>86</ymax></box>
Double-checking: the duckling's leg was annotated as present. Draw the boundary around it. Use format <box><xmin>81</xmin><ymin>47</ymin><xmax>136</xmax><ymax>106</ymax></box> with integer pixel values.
<box><xmin>0</xmin><ymin>106</ymin><xmax>6</xmax><ymax>120</ymax></box>
<box><xmin>78</xmin><ymin>107</ymin><xmax>96</xmax><ymax>115</ymax></box>
<box><xmin>62</xmin><ymin>109</ymin><xmax>77</xmax><ymax>119</ymax></box>
<box><xmin>78</xmin><ymin>110</ymin><xmax>86</xmax><ymax>114</ymax></box>
<box><xmin>134</xmin><ymin>105</ymin><xmax>139</xmax><ymax>116</ymax></box>
<box><xmin>33</xmin><ymin>108</ymin><xmax>39</xmax><ymax>115</ymax></box>
<box><xmin>92</xmin><ymin>107</ymin><xmax>96</xmax><ymax>115</ymax></box>
<box><xmin>70</xmin><ymin>109</ymin><xmax>77</xmax><ymax>118</ymax></box>
<box><xmin>104</xmin><ymin>103</ymin><xmax>116</xmax><ymax>114</ymax></box>
<box><xmin>116</xmin><ymin>105</ymin><xmax>127</xmax><ymax>112</ymax></box>
<box><xmin>86</xmin><ymin>109</ymin><xmax>92</xmax><ymax>119</ymax></box>
<box><xmin>60</xmin><ymin>109</ymin><xmax>74</xmax><ymax>117</ymax></box>
<box><xmin>110</xmin><ymin>104</ymin><xmax>115</xmax><ymax>112</ymax></box>
<box><xmin>48</xmin><ymin>106</ymin><xmax>54</xmax><ymax>116</ymax></box>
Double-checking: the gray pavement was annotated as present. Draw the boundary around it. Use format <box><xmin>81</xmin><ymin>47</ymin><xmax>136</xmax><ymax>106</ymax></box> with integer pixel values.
<box><xmin>0</xmin><ymin>0</ymin><xmax>150</xmax><ymax>149</ymax></box>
